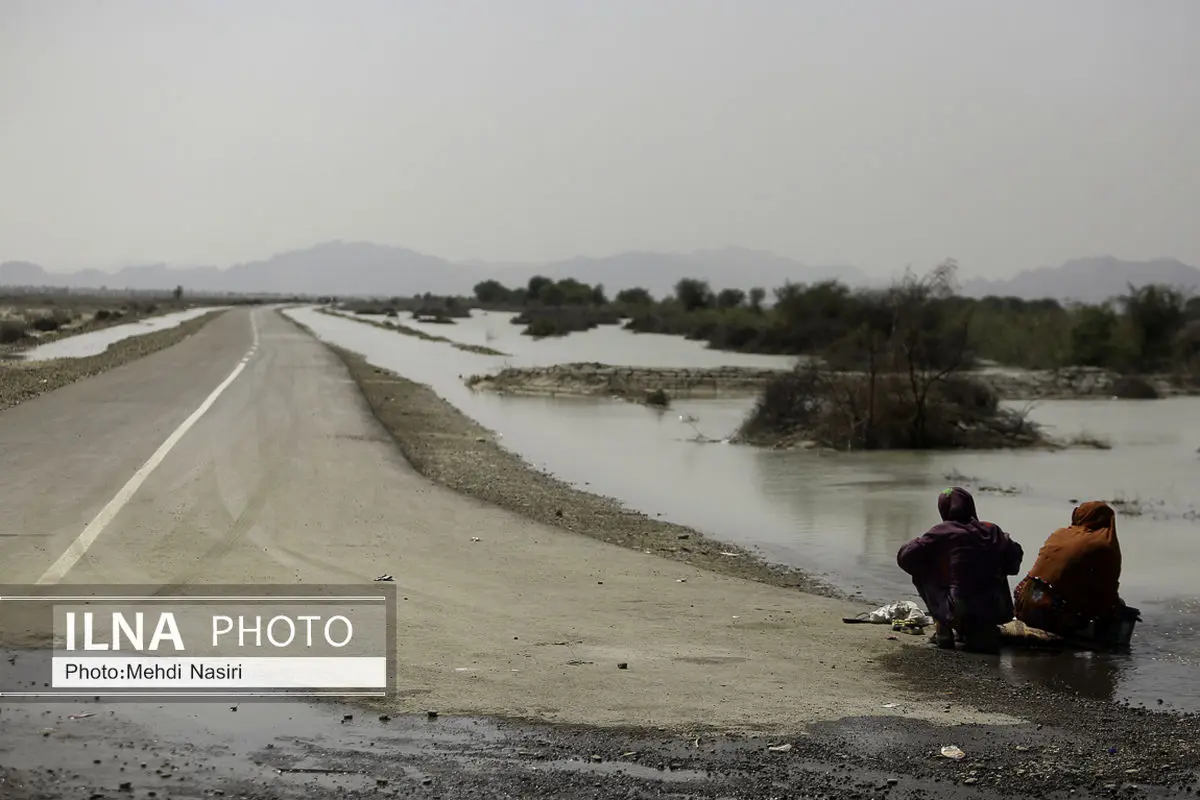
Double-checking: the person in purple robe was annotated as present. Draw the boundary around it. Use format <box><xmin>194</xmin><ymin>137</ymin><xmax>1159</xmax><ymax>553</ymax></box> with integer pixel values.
<box><xmin>897</xmin><ymin>487</ymin><xmax>1024</xmax><ymax>653</ymax></box>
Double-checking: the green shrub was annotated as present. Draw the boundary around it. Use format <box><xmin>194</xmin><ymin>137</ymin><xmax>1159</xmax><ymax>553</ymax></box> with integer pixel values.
<box><xmin>644</xmin><ymin>388</ymin><xmax>671</xmax><ymax>407</ymax></box>
<box><xmin>0</xmin><ymin>320</ymin><xmax>29</xmax><ymax>344</ymax></box>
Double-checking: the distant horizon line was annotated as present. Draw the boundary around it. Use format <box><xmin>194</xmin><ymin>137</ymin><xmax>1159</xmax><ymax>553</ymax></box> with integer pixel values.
<box><xmin>4</xmin><ymin>240</ymin><xmax>1195</xmax><ymax>282</ymax></box>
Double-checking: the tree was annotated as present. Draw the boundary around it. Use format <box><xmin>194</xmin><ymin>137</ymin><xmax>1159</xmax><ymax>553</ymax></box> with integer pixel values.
<box><xmin>551</xmin><ymin>278</ymin><xmax>593</xmax><ymax>305</ymax></box>
<box><xmin>716</xmin><ymin>288</ymin><xmax>746</xmax><ymax>309</ymax></box>
<box><xmin>473</xmin><ymin>280</ymin><xmax>511</xmax><ymax>305</ymax></box>
<box><xmin>1068</xmin><ymin>304</ymin><xmax>1119</xmax><ymax>367</ymax></box>
<box><xmin>748</xmin><ymin>287</ymin><xmax>766</xmax><ymax>313</ymax></box>
<box><xmin>1119</xmin><ymin>284</ymin><xmax>1187</xmax><ymax>370</ymax></box>
<box><xmin>527</xmin><ymin>275</ymin><xmax>553</xmax><ymax>303</ymax></box>
<box><xmin>538</xmin><ymin>281</ymin><xmax>567</xmax><ymax>306</ymax></box>
<box><xmin>615</xmin><ymin>287</ymin><xmax>654</xmax><ymax>306</ymax></box>
<box><xmin>674</xmin><ymin>278</ymin><xmax>713</xmax><ymax>312</ymax></box>
<box><xmin>173</xmin><ymin>285</ymin><xmax>183</xmax><ymax>300</ymax></box>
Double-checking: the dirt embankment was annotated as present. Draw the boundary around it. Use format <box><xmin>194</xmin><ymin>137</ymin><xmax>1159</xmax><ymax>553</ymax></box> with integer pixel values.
<box><xmin>318</xmin><ymin>306</ymin><xmax>509</xmax><ymax>356</ymax></box>
<box><xmin>322</xmin><ymin>346</ymin><xmax>836</xmax><ymax>597</ymax></box>
<box><xmin>977</xmin><ymin>365</ymin><xmax>1198</xmax><ymax>400</ymax></box>
<box><xmin>464</xmin><ymin>362</ymin><xmax>1200</xmax><ymax>404</ymax></box>
<box><xmin>0</xmin><ymin>299</ymin><xmax>195</xmax><ymax>357</ymax></box>
<box><xmin>0</xmin><ymin>309</ymin><xmax>227</xmax><ymax>412</ymax></box>
<box><xmin>465</xmin><ymin>363</ymin><xmax>792</xmax><ymax>402</ymax></box>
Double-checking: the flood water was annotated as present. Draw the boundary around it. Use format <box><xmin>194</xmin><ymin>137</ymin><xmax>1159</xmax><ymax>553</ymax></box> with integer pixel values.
<box><xmin>289</xmin><ymin>307</ymin><xmax>1200</xmax><ymax>712</ymax></box>
<box><xmin>19</xmin><ymin>307</ymin><xmax>225</xmax><ymax>361</ymax></box>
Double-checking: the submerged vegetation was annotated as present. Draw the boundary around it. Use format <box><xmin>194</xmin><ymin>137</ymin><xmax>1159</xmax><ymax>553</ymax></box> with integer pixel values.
<box><xmin>732</xmin><ymin>263</ymin><xmax>1046</xmax><ymax>450</ymax></box>
<box><xmin>465</xmin><ymin>269</ymin><xmax>1200</xmax><ymax>376</ymax></box>
<box><xmin>333</xmin><ymin>263</ymin><xmax>1200</xmax><ymax>451</ymax></box>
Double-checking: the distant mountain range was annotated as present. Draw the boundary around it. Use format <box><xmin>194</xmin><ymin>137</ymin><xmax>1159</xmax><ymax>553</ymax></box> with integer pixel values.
<box><xmin>958</xmin><ymin>257</ymin><xmax>1200</xmax><ymax>303</ymax></box>
<box><xmin>0</xmin><ymin>242</ymin><xmax>867</xmax><ymax>299</ymax></box>
<box><xmin>2</xmin><ymin>243</ymin><xmax>1198</xmax><ymax>303</ymax></box>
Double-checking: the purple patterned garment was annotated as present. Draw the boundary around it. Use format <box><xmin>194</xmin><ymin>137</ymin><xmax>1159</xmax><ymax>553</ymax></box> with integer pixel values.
<box><xmin>896</xmin><ymin>487</ymin><xmax>1024</xmax><ymax>628</ymax></box>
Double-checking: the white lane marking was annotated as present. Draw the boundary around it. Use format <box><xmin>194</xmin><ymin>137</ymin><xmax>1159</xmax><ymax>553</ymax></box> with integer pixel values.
<box><xmin>36</xmin><ymin>310</ymin><xmax>261</xmax><ymax>585</ymax></box>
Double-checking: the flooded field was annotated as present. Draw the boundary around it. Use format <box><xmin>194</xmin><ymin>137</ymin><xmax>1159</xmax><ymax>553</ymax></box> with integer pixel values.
<box><xmin>18</xmin><ymin>307</ymin><xmax>226</xmax><ymax>361</ymax></box>
<box><xmin>290</xmin><ymin>307</ymin><xmax>1200</xmax><ymax>712</ymax></box>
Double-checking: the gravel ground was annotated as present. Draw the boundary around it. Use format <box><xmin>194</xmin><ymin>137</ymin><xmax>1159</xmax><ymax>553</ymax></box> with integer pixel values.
<box><xmin>0</xmin><ymin>309</ymin><xmax>227</xmax><ymax>412</ymax></box>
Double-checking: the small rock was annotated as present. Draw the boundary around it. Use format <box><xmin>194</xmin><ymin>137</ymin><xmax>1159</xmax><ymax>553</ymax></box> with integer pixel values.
<box><xmin>118</xmin><ymin>783</ymin><xmax>132</xmax><ymax>793</ymax></box>
<box><xmin>964</xmin><ymin>777</ymin><xmax>979</xmax><ymax>786</ymax></box>
<box><xmin>342</xmin><ymin>714</ymin><xmax>353</xmax><ymax>722</ymax></box>
<box><xmin>617</xmin><ymin>663</ymin><xmax>628</xmax><ymax>670</ymax></box>
<box><xmin>427</xmin><ymin>710</ymin><xmax>439</xmax><ymax>719</ymax></box>
<box><xmin>379</xmin><ymin>715</ymin><xmax>391</xmax><ymax>722</ymax></box>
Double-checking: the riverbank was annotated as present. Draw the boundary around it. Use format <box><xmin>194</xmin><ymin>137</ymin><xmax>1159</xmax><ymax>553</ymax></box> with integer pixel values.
<box><xmin>317</xmin><ymin>306</ymin><xmax>509</xmax><ymax>356</ymax></box>
<box><xmin>284</xmin><ymin>311</ymin><xmax>1200</xmax><ymax>797</ymax></box>
<box><xmin>328</xmin><ymin>346</ymin><xmax>836</xmax><ymax>597</ymax></box>
<box><xmin>464</xmin><ymin>362</ymin><xmax>1200</xmax><ymax>404</ymax></box>
<box><xmin>0</xmin><ymin>309</ymin><xmax>226</xmax><ymax>412</ymax></box>
<box><xmin>465</xmin><ymin>362</ymin><xmax>786</xmax><ymax>402</ymax></box>
<box><xmin>0</xmin><ymin>297</ymin><xmax>193</xmax><ymax>357</ymax></box>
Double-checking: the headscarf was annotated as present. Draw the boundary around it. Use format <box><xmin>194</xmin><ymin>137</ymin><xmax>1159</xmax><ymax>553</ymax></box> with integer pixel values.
<box><xmin>1024</xmin><ymin>501</ymin><xmax>1121</xmax><ymax>618</ymax></box>
<box><xmin>897</xmin><ymin>487</ymin><xmax>1023</xmax><ymax>580</ymax></box>
<box><xmin>939</xmin><ymin>486</ymin><xmax>978</xmax><ymax>523</ymax></box>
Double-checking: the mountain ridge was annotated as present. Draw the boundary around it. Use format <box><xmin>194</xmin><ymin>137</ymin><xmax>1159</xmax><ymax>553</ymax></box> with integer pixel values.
<box><xmin>0</xmin><ymin>243</ymin><xmax>866</xmax><ymax>299</ymax></box>
<box><xmin>3</xmin><ymin>244</ymin><xmax>1198</xmax><ymax>303</ymax></box>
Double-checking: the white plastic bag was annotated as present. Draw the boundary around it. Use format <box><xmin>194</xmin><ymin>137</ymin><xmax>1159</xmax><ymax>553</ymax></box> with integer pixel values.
<box><xmin>867</xmin><ymin>600</ymin><xmax>933</xmax><ymax>627</ymax></box>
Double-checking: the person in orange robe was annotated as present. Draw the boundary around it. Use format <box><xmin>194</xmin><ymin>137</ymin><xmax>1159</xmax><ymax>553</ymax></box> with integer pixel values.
<box><xmin>1013</xmin><ymin>501</ymin><xmax>1125</xmax><ymax>637</ymax></box>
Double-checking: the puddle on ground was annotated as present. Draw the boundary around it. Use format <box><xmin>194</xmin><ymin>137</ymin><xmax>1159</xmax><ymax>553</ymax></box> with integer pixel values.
<box><xmin>271</xmin><ymin>763</ymin><xmax>381</xmax><ymax>792</ymax></box>
<box><xmin>538</xmin><ymin>758</ymin><xmax>711</xmax><ymax>782</ymax></box>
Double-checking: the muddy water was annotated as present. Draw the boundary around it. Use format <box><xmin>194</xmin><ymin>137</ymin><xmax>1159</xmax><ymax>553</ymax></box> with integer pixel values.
<box><xmin>19</xmin><ymin>307</ymin><xmax>227</xmax><ymax>361</ymax></box>
<box><xmin>333</xmin><ymin>307</ymin><xmax>797</xmax><ymax>368</ymax></box>
<box><xmin>290</xmin><ymin>307</ymin><xmax>1200</xmax><ymax>712</ymax></box>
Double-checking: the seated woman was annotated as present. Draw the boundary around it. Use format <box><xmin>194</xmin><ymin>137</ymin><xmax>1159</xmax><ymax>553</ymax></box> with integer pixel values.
<box><xmin>1013</xmin><ymin>501</ymin><xmax>1124</xmax><ymax>639</ymax></box>
<box><xmin>897</xmin><ymin>487</ymin><xmax>1024</xmax><ymax>653</ymax></box>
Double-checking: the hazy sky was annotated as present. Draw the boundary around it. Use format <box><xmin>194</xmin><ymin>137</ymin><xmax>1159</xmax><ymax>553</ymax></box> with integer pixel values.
<box><xmin>2</xmin><ymin>0</ymin><xmax>1197</xmax><ymax>276</ymax></box>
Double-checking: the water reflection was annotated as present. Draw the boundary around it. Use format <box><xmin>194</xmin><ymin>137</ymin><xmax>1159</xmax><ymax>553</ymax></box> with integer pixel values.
<box><xmin>288</xmin><ymin>307</ymin><xmax>1200</xmax><ymax>710</ymax></box>
<box><xmin>1002</xmin><ymin>650</ymin><xmax>1122</xmax><ymax>704</ymax></box>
